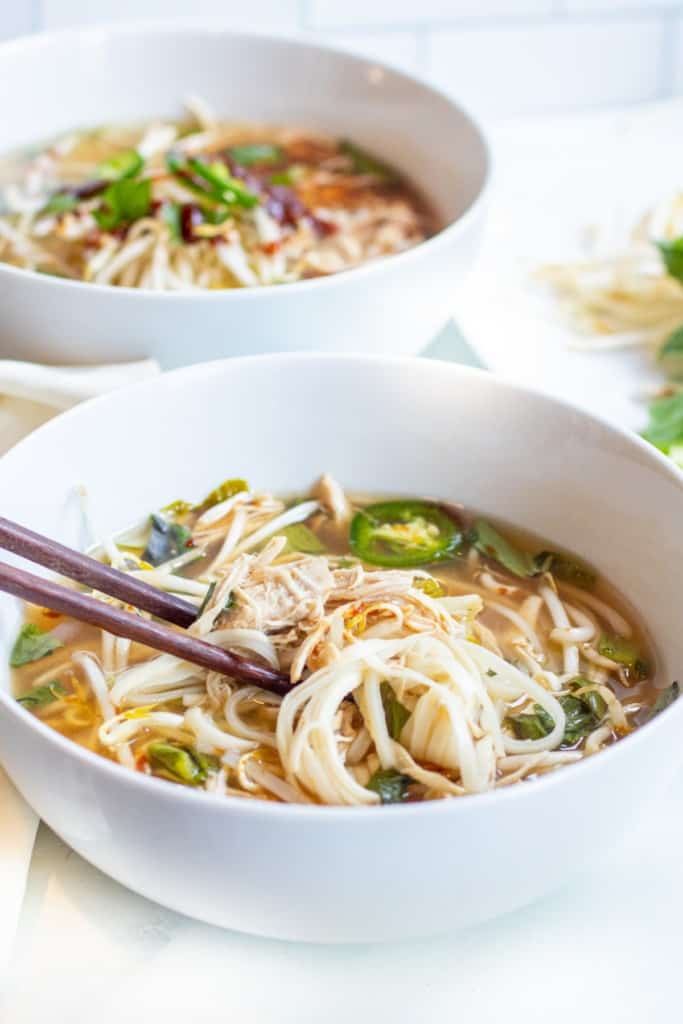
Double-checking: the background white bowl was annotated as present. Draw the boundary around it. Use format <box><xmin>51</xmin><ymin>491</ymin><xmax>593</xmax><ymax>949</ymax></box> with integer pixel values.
<box><xmin>0</xmin><ymin>26</ymin><xmax>489</xmax><ymax>368</ymax></box>
<box><xmin>1</xmin><ymin>354</ymin><xmax>682</xmax><ymax>943</ymax></box>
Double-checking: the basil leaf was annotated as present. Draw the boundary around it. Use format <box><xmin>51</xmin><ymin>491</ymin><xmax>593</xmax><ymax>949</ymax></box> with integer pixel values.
<box><xmin>598</xmin><ymin>634</ymin><xmax>649</xmax><ymax>679</ymax></box>
<box><xmin>659</xmin><ymin>324</ymin><xmax>683</xmax><ymax>361</ymax></box>
<box><xmin>506</xmin><ymin>706</ymin><xmax>554</xmax><ymax>740</ymax></box>
<box><xmin>380</xmin><ymin>681</ymin><xmax>411</xmax><ymax>740</ymax></box>
<box><xmin>17</xmin><ymin>679</ymin><xmax>67</xmax><ymax>708</ymax></box>
<box><xmin>147</xmin><ymin>742</ymin><xmax>209</xmax><ymax>786</ymax></box>
<box><xmin>560</xmin><ymin>694</ymin><xmax>599</xmax><ymax>746</ymax></box>
<box><xmin>657</xmin><ymin>237</ymin><xmax>683</xmax><ymax>285</ymax></box>
<box><xmin>648</xmin><ymin>681</ymin><xmax>680</xmax><ymax>719</ymax></box>
<box><xmin>142</xmin><ymin>513</ymin><xmax>192</xmax><ymax>566</ymax></box>
<box><xmin>96</xmin><ymin>148</ymin><xmax>144</xmax><ymax>181</ymax></box>
<box><xmin>583</xmin><ymin>689</ymin><xmax>607</xmax><ymax>719</ymax></box>
<box><xmin>471</xmin><ymin>520</ymin><xmax>536</xmax><ymax>578</ymax></box>
<box><xmin>366</xmin><ymin>768</ymin><xmax>413</xmax><ymax>804</ymax></box>
<box><xmin>535</xmin><ymin>550</ymin><xmax>596</xmax><ymax>590</ymax></box>
<box><xmin>10</xmin><ymin>624</ymin><xmax>63</xmax><ymax>668</ymax></box>
<box><xmin>197</xmin><ymin>477</ymin><xmax>248</xmax><ymax>512</ymax></box>
<box><xmin>279</xmin><ymin>523</ymin><xmax>326</xmax><ymax>554</ymax></box>
<box><xmin>228</xmin><ymin>144</ymin><xmax>284</xmax><ymax>166</ymax></box>
<box><xmin>507</xmin><ymin>691</ymin><xmax>606</xmax><ymax>746</ymax></box>
<box><xmin>94</xmin><ymin>178</ymin><xmax>151</xmax><ymax>230</ymax></box>
<box><xmin>642</xmin><ymin>392</ymin><xmax>683</xmax><ymax>453</ymax></box>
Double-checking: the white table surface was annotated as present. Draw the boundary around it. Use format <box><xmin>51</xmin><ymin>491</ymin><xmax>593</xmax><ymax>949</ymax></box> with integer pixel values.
<box><xmin>4</xmin><ymin>101</ymin><xmax>683</xmax><ymax>1022</ymax></box>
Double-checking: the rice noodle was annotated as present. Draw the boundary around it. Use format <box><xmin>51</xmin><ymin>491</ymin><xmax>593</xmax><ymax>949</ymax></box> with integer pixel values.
<box><xmin>12</xmin><ymin>473</ymin><xmax>647</xmax><ymax>805</ymax></box>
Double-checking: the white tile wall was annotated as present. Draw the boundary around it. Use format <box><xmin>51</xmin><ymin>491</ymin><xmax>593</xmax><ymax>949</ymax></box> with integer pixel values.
<box><xmin>308</xmin><ymin>0</ymin><xmax>558</xmax><ymax>28</ymax></box>
<box><xmin>2</xmin><ymin>0</ymin><xmax>683</xmax><ymax>117</ymax></box>
<box><xmin>0</xmin><ymin>2</ymin><xmax>37</xmax><ymax>40</ymax></box>
<box><xmin>308</xmin><ymin>29</ymin><xmax>421</xmax><ymax>73</ymax></box>
<box><xmin>41</xmin><ymin>0</ymin><xmax>302</xmax><ymax>32</ymax></box>
<box><xmin>429</xmin><ymin>16</ymin><xmax>667</xmax><ymax>115</ymax></box>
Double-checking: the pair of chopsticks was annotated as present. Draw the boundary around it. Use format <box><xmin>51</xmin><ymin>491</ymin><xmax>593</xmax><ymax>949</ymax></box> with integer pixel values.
<box><xmin>0</xmin><ymin>516</ymin><xmax>291</xmax><ymax>695</ymax></box>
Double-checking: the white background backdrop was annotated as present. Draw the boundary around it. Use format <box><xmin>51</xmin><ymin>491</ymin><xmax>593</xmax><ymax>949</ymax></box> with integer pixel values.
<box><xmin>2</xmin><ymin>0</ymin><xmax>683</xmax><ymax>117</ymax></box>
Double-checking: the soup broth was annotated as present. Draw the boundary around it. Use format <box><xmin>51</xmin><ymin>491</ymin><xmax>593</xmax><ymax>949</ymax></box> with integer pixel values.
<box><xmin>10</xmin><ymin>475</ymin><xmax>670</xmax><ymax>806</ymax></box>
<box><xmin>0</xmin><ymin>99</ymin><xmax>434</xmax><ymax>291</ymax></box>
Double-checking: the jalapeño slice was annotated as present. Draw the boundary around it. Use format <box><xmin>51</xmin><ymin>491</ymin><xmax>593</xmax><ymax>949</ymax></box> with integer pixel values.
<box><xmin>349</xmin><ymin>500</ymin><xmax>462</xmax><ymax>568</ymax></box>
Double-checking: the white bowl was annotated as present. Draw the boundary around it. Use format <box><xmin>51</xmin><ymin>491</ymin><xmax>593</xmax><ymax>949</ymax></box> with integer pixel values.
<box><xmin>0</xmin><ymin>26</ymin><xmax>489</xmax><ymax>369</ymax></box>
<box><xmin>1</xmin><ymin>354</ymin><xmax>682</xmax><ymax>943</ymax></box>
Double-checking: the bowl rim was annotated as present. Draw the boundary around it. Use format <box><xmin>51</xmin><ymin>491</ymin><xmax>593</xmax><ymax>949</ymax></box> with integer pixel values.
<box><xmin>0</xmin><ymin>22</ymin><xmax>492</xmax><ymax>302</ymax></box>
<box><xmin>1</xmin><ymin>351</ymin><xmax>683</xmax><ymax>822</ymax></box>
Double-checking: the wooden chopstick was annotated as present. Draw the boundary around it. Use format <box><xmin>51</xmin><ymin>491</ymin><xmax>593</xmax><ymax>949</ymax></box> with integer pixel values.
<box><xmin>0</xmin><ymin>561</ymin><xmax>292</xmax><ymax>696</ymax></box>
<box><xmin>0</xmin><ymin>515</ymin><xmax>197</xmax><ymax>627</ymax></box>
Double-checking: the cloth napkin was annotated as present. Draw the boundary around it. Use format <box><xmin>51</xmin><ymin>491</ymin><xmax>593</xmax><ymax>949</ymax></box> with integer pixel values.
<box><xmin>0</xmin><ymin>356</ymin><xmax>160</xmax><ymax>983</ymax></box>
<box><xmin>0</xmin><ymin>359</ymin><xmax>160</xmax><ymax>455</ymax></box>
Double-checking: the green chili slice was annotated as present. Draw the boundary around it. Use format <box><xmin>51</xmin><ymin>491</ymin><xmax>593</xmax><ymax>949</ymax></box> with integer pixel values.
<box><xmin>147</xmin><ymin>742</ymin><xmax>213</xmax><ymax>786</ymax></box>
<box><xmin>350</xmin><ymin>501</ymin><xmax>462</xmax><ymax>568</ymax></box>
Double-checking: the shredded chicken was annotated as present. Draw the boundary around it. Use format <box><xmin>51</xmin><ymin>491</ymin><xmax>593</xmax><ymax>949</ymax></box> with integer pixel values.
<box><xmin>13</xmin><ymin>472</ymin><xmax>647</xmax><ymax>808</ymax></box>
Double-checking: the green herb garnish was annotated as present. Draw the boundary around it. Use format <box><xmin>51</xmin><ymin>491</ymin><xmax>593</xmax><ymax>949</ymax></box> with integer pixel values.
<box><xmin>196</xmin><ymin>581</ymin><xmax>216</xmax><ymax>618</ymax></box>
<box><xmin>41</xmin><ymin>192</ymin><xmax>79</xmax><ymax>216</ymax></box>
<box><xmin>648</xmin><ymin>681</ymin><xmax>680</xmax><ymax>719</ymax></box>
<box><xmin>94</xmin><ymin>178</ymin><xmax>152</xmax><ymax>230</ymax></box>
<box><xmin>559</xmin><ymin>694</ymin><xmax>602</xmax><ymax>746</ymax></box>
<box><xmin>506</xmin><ymin>689</ymin><xmax>607</xmax><ymax>747</ymax></box>
<box><xmin>641</xmin><ymin>391</ymin><xmax>683</xmax><ymax>459</ymax></box>
<box><xmin>658</xmin><ymin>237</ymin><xmax>683</xmax><ymax>285</ymax></box>
<box><xmin>506</xmin><ymin>705</ymin><xmax>555</xmax><ymax>740</ymax></box>
<box><xmin>598</xmin><ymin>633</ymin><xmax>649</xmax><ymax>679</ymax></box>
<box><xmin>269</xmin><ymin>165</ymin><xmax>305</xmax><ymax>186</ymax></box>
<box><xmin>10</xmin><ymin>624</ymin><xmax>63</xmax><ymax>668</ymax></box>
<box><xmin>161</xmin><ymin>201</ymin><xmax>182</xmax><ymax>241</ymax></box>
<box><xmin>340</xmin><ymin>140</ymin><xmax>395</xmax><ymax>181</ymax></box>
<box><xmin>366</xmin><ymin>768</ymin><xmax>413</xmax><ymax>804</ymax></box>
<box><xmin>142</xmin><ymin>513</ymin><xmax>192</xmax><ymax>566</ymax></box>
<box><xmin>658</xmin><ymin>325</ymin><xmax>683</xmax><ymax>371</ymax></box>
<box><xmin>17</xmin><ymin>680</ymin><xmax>67</xmax><ymax>708</ymax></box>
<box><xmin>96</xmin><ymin>148</ymin><xmax>144</xmax><ymax>181</ymax></box>
<box><xmin>535</xmin><ymin>550</ymin><xmax>596</xmax><ymax>589</ymax></box>
<box><xmin>228</xmin><ymin>144</ymin><xmax>284</xmax><ymax>166</ymax></box>
<box><xmin>380</xmin><ymin>682</ymin><xmax>411</xmax><ymax>740</ymax></box>
<box><xmin>471</xmin><ymin>520</ymin><xmax>536</xmax><ymax>578</ymax></box>
<box><xmin>279</xmin><ymin>523</ymin><xmax>326</xmax><ymax>554</ymax></box>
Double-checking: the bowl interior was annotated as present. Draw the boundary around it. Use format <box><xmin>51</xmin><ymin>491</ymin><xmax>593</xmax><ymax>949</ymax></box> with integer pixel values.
<box><xmin>1</xmin><ymin>355</ymin><xmax>683</xmax><ymax>704</ymax></box>
<box><xmin>0</xmin><ymin>27</ymin><xmax>488</xmax><ymax>229</ymax></box>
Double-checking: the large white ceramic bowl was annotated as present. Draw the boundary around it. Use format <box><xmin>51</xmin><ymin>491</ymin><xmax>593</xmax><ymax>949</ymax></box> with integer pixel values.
<box><xmin>1</xmin><ymin>355</ymin><xmax>682</xmax><ymax>943</ymax></box>
<box><xmin>0</xmin><ymin>26</ymin><xmax>489</xmax><ymax>369</ymax></box>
